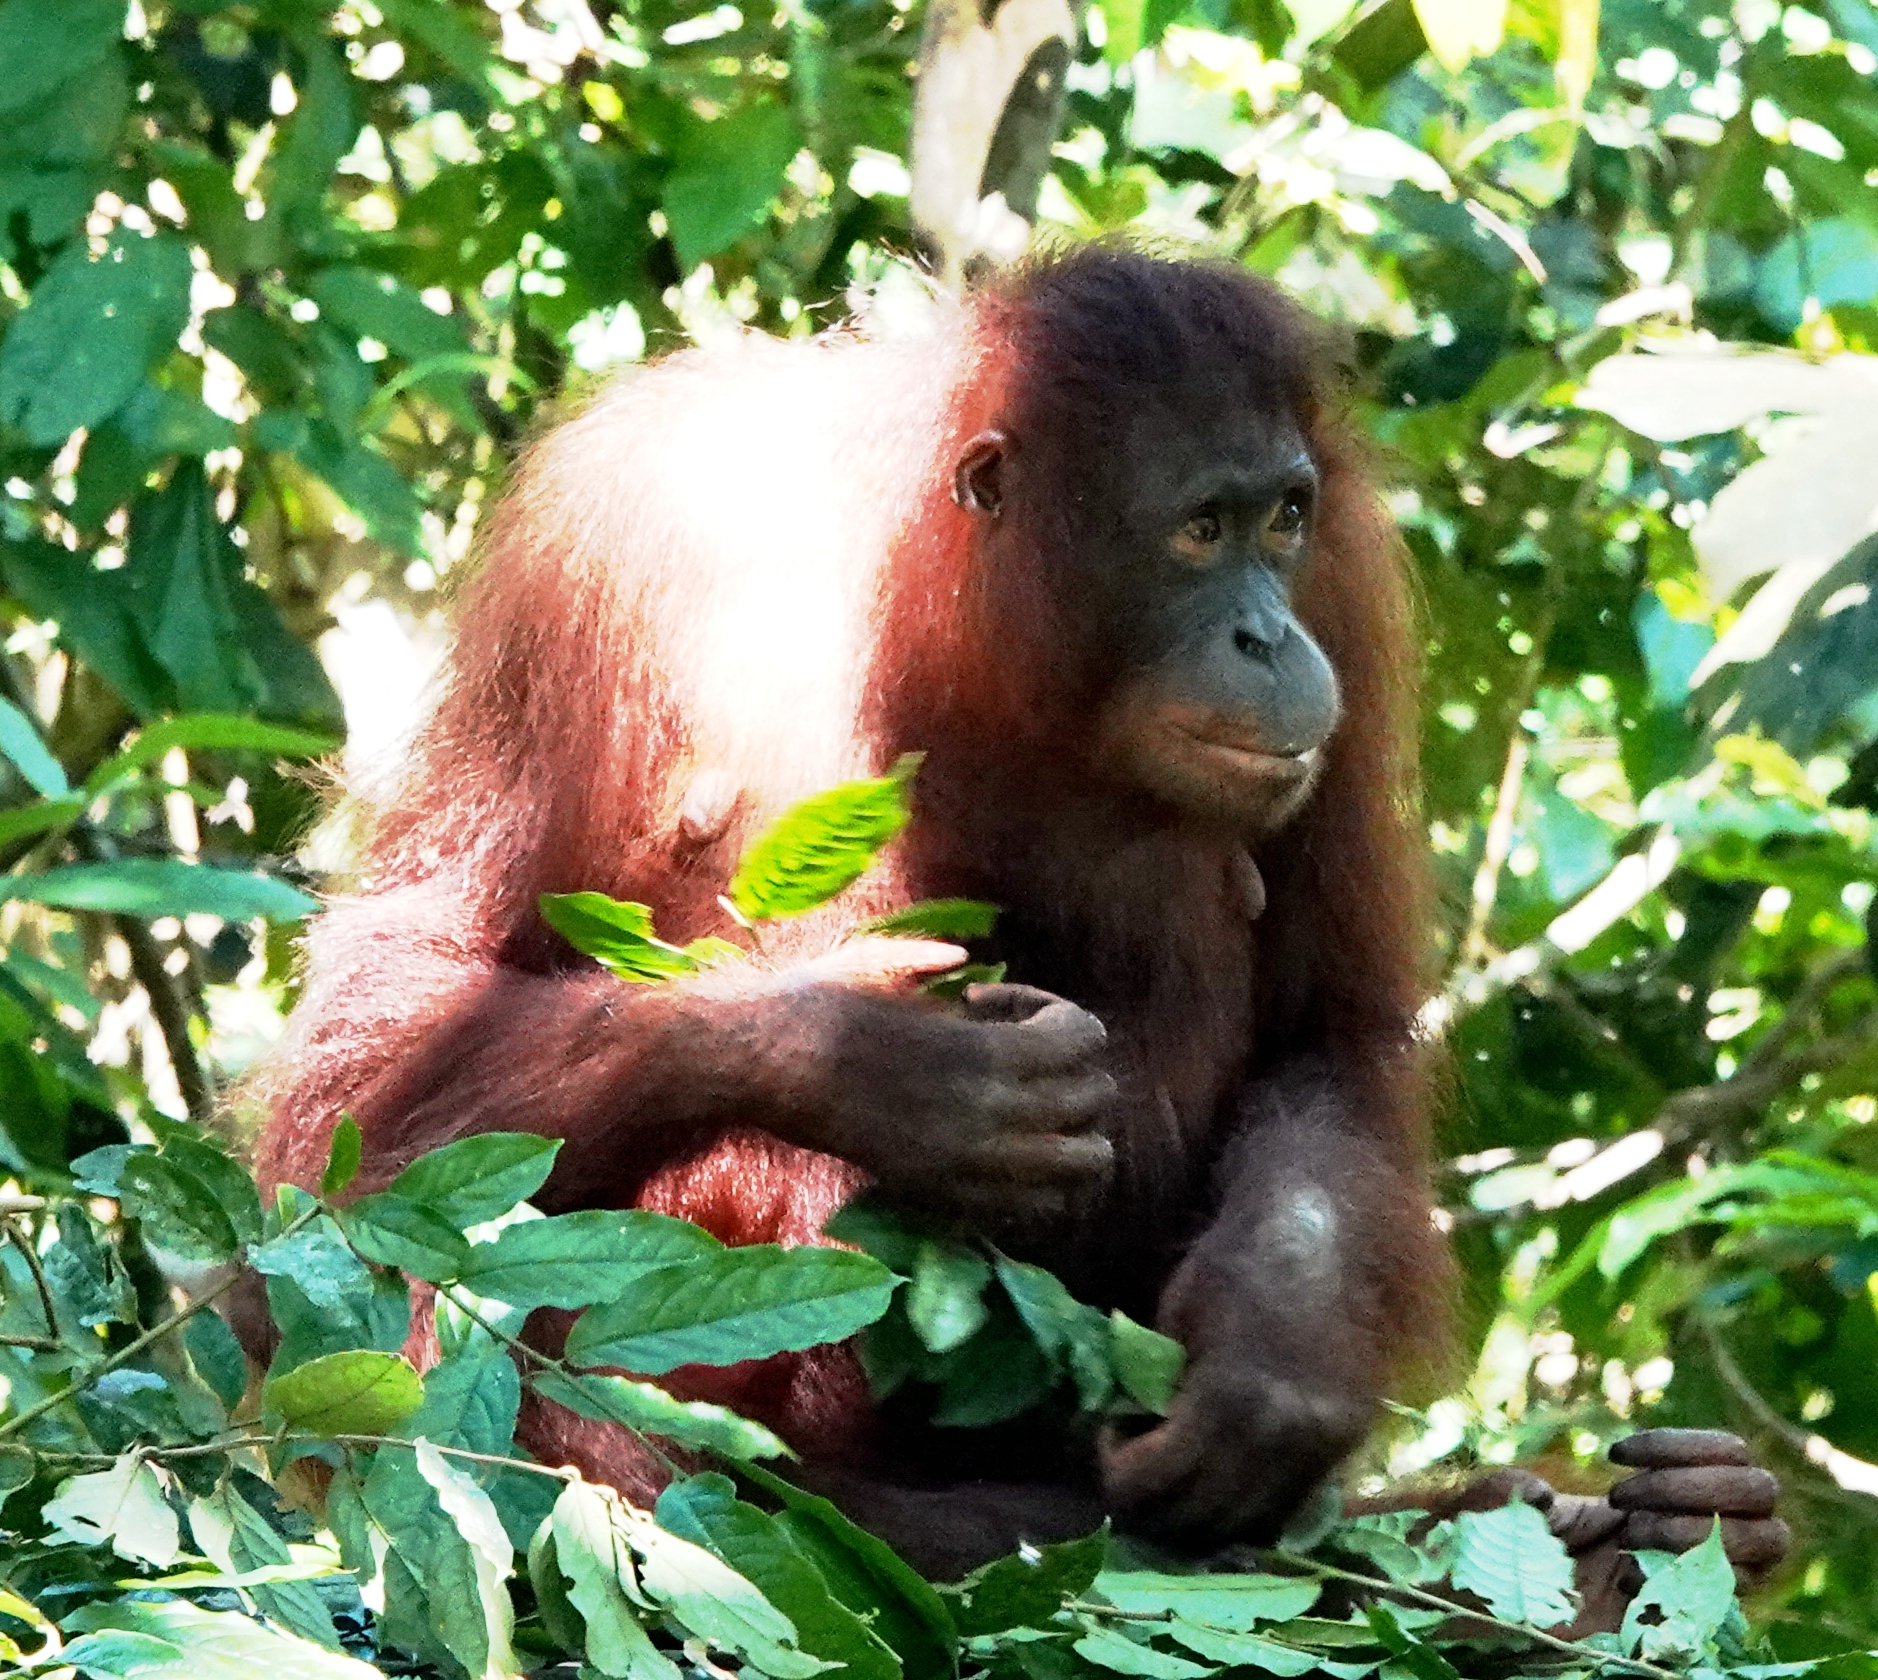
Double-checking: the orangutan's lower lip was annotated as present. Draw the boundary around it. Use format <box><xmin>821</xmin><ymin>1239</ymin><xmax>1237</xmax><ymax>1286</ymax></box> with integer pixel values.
<box><xmin>1173</xmin><ymin>729</ymin><xmax>1313</xmax><ymax>782</ymax></box>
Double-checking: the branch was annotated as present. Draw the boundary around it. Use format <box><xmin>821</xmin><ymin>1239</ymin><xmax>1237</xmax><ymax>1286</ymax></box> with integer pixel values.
<box><xmin>1460</xmin><ymin>727</ymin><xmax>1530</xmax><ymax>970</ymax></box>
<box><xmin>1427</xmin><ymin>827</ymin><xmax>1685</xmax><ymax>1036</ymax></box>
<box><xmin>908</xmin><ymin>0</ymin><xmax>1082</xmax><ymax>283</ymax></box>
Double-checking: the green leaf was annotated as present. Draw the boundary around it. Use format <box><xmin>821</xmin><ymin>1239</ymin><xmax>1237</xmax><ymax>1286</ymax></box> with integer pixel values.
<box><xmin>63</xmin><ymin>1598</ymin><xmax>383</xmax><ymax>1680</ymax></box>
<box><xmin>907</xmin><ymin>1239</ymin><xmax>992</xmax><ymax>1354</ymax></box>
<box><xmin>1109</xmin><ymin>1311</ymin><xmax>1185</xmax><ymax>1416</ymax></box>
<box><xmin>308</xmin><ymin>266</ymin><xmax>468</xmax><ymax>361</ymax></box>
<box><xmin>1073</xmin><ymin>1624</ymin><xmax>1215</xmax><ymax>1678</ymax></box>
<box><xmin>533</xmin><ymin>1367</ymin><xmax>790</xmax><ymax>1460</ymax></box>
<box><xmin>85</xmin><ymin>713</ymin><xmax>337</xmax><ymax>796</ymax></box>
<box><xmin>551</xmin><ymin>1479</ymin><xmax>682</xmax><ymax>1680</ymax></box>
<box><xmin>322</xmin><ymin>1114</ymin><xmax>363</xmax><ymax>1197</ymax></box>
<box><xmin>0</xmin><ymin>232</ymin><xmax>193</xmax><ymax>446</ymax></box>
<box><xmin>565</xmin><ymin>1245</ymin><xmax>897</xmax><ymax>1373</ymax></box>
<box><xmin>946</xmin><ymin>1528</ymin><xmax>1108</xmax><ymax>1636</ymax></box>
<box><xmin>994</xmin><ymin>1253</ymin><xmax>1114</xmax><ymax>1411</ymax></box>
<box><xmin>539</xmin><ymin>891</ymin><xmax>701</xmax><ymax>982</ymax></box>
<box><xmin>859</xmin><ymin>899</ymin><xmax>999</xmax><ymax>939</ymax></box>
<box><xmin>738</xmin><ymin>1460</ymin><xmax>960</xmax><ymax>1673</ymax></box>
<box><xmin>1364</xmin><ymin>1604</ymin><xmax>1461</xmax><ymax>1680</ymax></box>
<box><xmin>118</xmin><ymin>1152</ymin><xmax>241</xmax><ymax>1262</ymax></box>
<box><xmin>658</xmin><ymin>1475</ymin><xmax>902</xmax><ymax>1680</ymax></box>
<box><xmin>187</xmin><ymin>1483</ymin><xmax>341</xmax><ymax>1650</ymax></box>
<box><xmin>634</xmin><ymin>1509</ymin><xmax>834</xmax><ymax>1677</ymax></box>
<box><xmin>386</xmin><ymin>1131</ymin><xmax>561</xmax><ymax>1227</ymax></box>
<box><xmin>0</xmin><ymin>858</ymin><xmax>318</xmax><ymax>922</ymax></box>
<box><xmin>1093</xmin><ymin>1571</ymin><xmax>1322</xmax><ymax>1628</ymax></box>
<box><xmin>251</xmin><ymin>1223</ymin><xmax>374</xmax><ymax>1312</ymax></box>
<box><xmin>1447</xmin><ymin>1503</ymin><xmax>1576</xmax><ymax>1628</ymax></box>
<box><xmin>1164</xmin><ymin>1624</ymin><xmax>1320</xmax><ymax>1674</ymax></box>
<box><xmin>264</xmin><ymin>1349</ymin><xmax>425</xmax><ymax>1435</ymax></box>
<box><xmin>44</xmin><ymin>1456</ymin><xmax>181</xmax><ymax>1567</ymax></box>
<box><xmin>0</xmin><ymin>0</ymin><xmax>125</xmax><ymax>119</ymax></box>
<box><xmin>343</xmin><ymin>1193</ymin><xmax>474</xmax><ymax>1281</ymax></box>
<box><xmin>460</xmin><ymin>1207</ymin><xmax>721</xmax><ymax>1308</ymax></box>
<box><xmin>663</xmin><ymin>100</ymin><xmax>803</xmax><ymax>273</ymax></box>
<box><xmin>1620</xmin><ymin>1522</ymin><xmax>1738</xmax><ymax>1659</ymax></box>
<box><xmin>729</xmin><ymin>755</ymin><xmax>919</xmax><ymax>922</ymax></box>
<box><xmin>413</xmin><ymin>1438</ymin><xmax>520</xmax><ymax>1678</ymax></box>
<box><xmin>0</xmin><ymin>696</ymin><xmax>68</xmax><ymax>796</ymax></box>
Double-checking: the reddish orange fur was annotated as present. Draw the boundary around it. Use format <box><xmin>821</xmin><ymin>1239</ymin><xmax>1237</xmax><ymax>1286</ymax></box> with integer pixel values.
<box><xmin>250</xmin><ymin>245</ymin><xmax>1445</xmax><ymax>1534</ymax></box>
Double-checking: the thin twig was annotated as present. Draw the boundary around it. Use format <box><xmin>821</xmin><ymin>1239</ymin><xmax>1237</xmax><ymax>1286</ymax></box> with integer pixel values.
<box><xmin>1737</xmin><ymin>950</ymin><xmax>1870</xmax><ymax>1082</ymax></box>
<box><xmin>44</xmin><ymin>1430</ymin><xmax>581</xmax><ymax>1483</ymax></box>
<box><xmin>1073</xmin><ymin>1548</ymin><xmax>1685</xmax><ymax>1680</ymax></box>
<box><xmin>6</xmin><ymin>1217</ymin><xmax>61</xmax><ymax>1341</ymax></box>
<box><xmin>1461</xmin><ymin>728</ymin><xmax>1532</xmax><ymax>970</ymax></box>
<box><xmin>435</xmin><ymin>1281</ymin><xmax>684</xmax><ymax>1478</ymax></box>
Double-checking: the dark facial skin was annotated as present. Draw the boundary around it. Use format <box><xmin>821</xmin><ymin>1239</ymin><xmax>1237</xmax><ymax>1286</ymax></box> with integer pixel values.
<box><xmin>956</xmin><ymin>410</ymin><xmax>1340</xmax><ymax>834</ymax></box>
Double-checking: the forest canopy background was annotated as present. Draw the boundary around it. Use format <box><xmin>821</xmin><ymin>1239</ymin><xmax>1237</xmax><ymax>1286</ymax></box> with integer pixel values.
<box><xmin>1</xmin><ymin>0</ymin><xmax>1878</xmax><ymax>1658</ymax></box>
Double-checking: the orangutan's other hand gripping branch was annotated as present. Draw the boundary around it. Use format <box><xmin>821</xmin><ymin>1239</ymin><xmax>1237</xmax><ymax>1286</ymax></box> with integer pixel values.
<box><xmin>249</xmin><ymin>245</ymin><xmax>1786</xmax><ymax>1599</ymax></box>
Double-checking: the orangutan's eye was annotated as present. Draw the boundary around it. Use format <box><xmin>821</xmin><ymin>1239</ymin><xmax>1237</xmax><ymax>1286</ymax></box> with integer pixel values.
<box><xmin>1173</xmin><ymin>506</ymin><xmax>1224</xmax><ymax>562</ymax></box>
<box><xmin>1267</xmin><ymin>489</ymin><xmax>1310</xmax><ymax>540</ymax></box>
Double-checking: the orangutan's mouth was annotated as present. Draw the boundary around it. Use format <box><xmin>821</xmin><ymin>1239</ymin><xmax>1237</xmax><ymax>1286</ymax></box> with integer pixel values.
<box><xmin>1171</xmin><ymin>725</ymin><xmax>1315</xmax><ymax>785</ymax></box>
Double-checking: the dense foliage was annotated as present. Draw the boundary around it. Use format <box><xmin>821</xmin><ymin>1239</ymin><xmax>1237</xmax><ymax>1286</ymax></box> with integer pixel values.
<box><xmin>2</xmin><ymin>0</ymin><xmax>1878</xmax><ymax>1667</ymax></box>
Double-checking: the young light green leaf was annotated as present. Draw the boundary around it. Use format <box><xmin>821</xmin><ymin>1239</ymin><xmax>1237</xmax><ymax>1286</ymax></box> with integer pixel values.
<box><xmin>539</xmin><ymin>891</ymin><xmax>701</xmax><ymax>983</ymax></box>
<box><xmin>0</xmin><ymin>695</ymin><xmax>69</xmax><ymax>797</ymax></box>
<box><xmin>858</xmin><ymin>899</ymin><xmax>999</xmax><ymax>940</ymax></box>
<box><xmin>1620</xmin><ymin>1521</ymin><xmax>1738</xmax><ymax>1659</ymax></box>
<box><xmin>551</xmin><ymin>1479</ymin><xmax>681</xmax><ymax>1680</ymax></box>
<box><xmin>342</xmin><ymin>1192</ymin><xmax>473</xmax><ymax>1282</ymax></box>
<box><xmin>1110</xmin><ymin>1310</ymin><xmax>1185</xmax><ymax>1416</ymax></box>
<box><xmin>532</xmin><ymin>1368</ymin><xmax>790</xmax><ymax>1460</ymax></box>
<box><xmin>1448</xmin><ymin>1502</ymin><xmax>1577</xmax><ymax>1628</ymax></box>
<box><xmin>907</xmin><ymin>1239</ymin><xmax>992</xmax><ymax>1353</ymax></box>
<box><xmin>264</xmin><ymin>1349</ymin><xmax>425</xmax><ymax>1435</ymax></box>
<box><xmin>459</xmin><ymin>1207</ymin><xmax>721</xmax><ymax>1309</ymax></box>
<box><xmin>1093</xmin><ymin>1571</ymin><xmax>1321</xmax><ymax>1629</ymax></box>
<box><xmin>44</xmin><ymin>1457</ymin><xmax>181</xmax><ymax>1567</ymax></box>
<box><xmin>322</xmin><ymin>1114</ymin><xmax>363</xmax><ymax>1197</ymax></box>
<box><xmin>386</xmin><ymin>1131</ymin><xmax>560</xmax><ymax>1227</ymax></box>
<box><xmin>565</xmin><ymin>1244</ymin><xmax>897</xmax><ymax>1374</ymax></box>
<box><xmin>727</xmin><ymin>755</ymin><xmax>920</xmax><ymax>922</ymax></box>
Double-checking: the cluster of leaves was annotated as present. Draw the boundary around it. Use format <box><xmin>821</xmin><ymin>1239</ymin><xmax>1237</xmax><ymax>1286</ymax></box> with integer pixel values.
<box><xmin>0</xmin><ymin>1114</ymin><xmax>1824</xmax><ymax>1680</ymax></box>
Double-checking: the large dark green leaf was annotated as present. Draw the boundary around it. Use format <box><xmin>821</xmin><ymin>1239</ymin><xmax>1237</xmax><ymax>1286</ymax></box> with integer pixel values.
<box><xmin>0</xmin><ymin>233</ymin><xmax>192</xmax><ymax>446</ymax></box>
<box><xmin>663</xmin><ymin>101</ymin><xmax>803</xmax><ymax>274</ymax></box>
<box><xmin>565</xmin><ymin>1245</ymin><xmax>897</xmax><ymax>1374</ymax></box>
<box><xmin>0</xmin><ymin>0</ymin><xmax>126</xmax><ymax>119</ymax></box>
<box><xmin>460</xmin><ymin>1207</ymin><xmax>721</xmax><ymax>1308</ymax></box>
